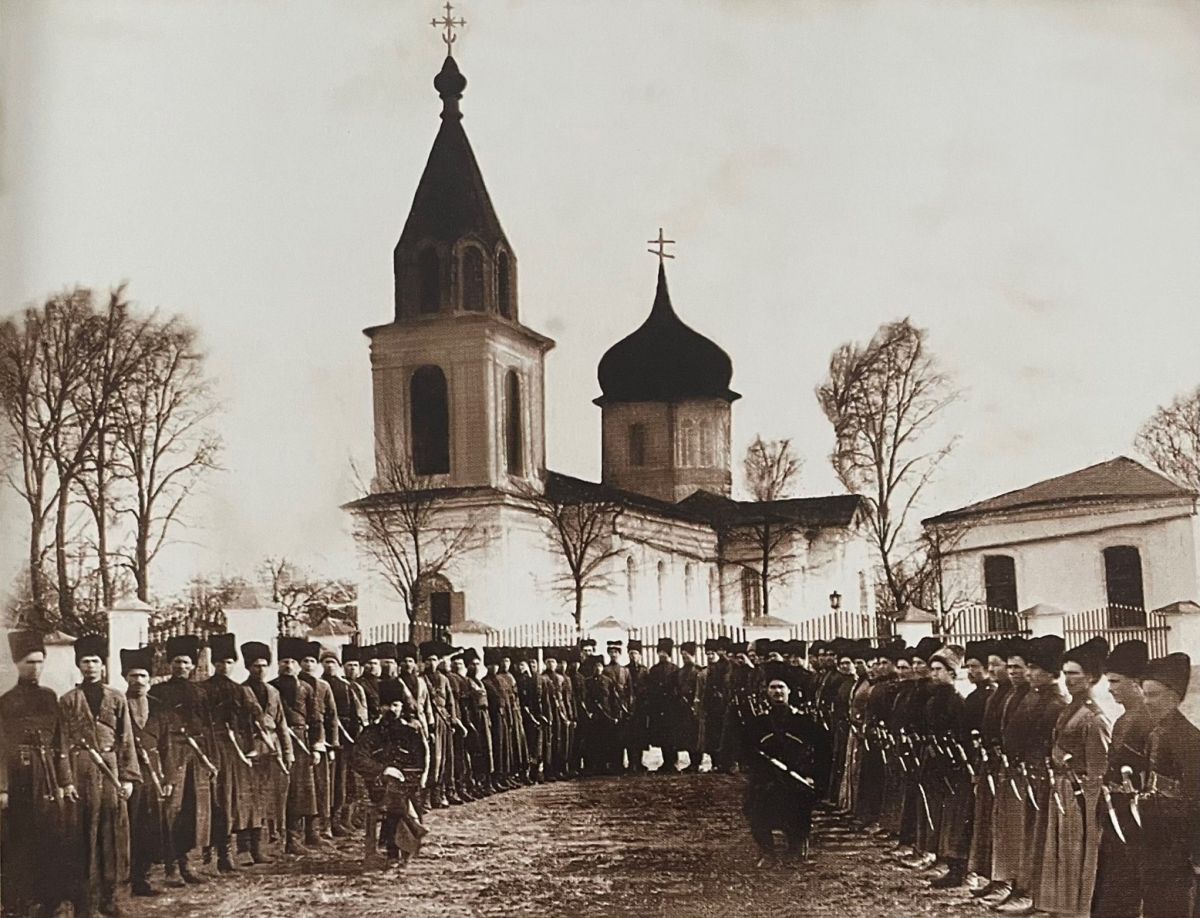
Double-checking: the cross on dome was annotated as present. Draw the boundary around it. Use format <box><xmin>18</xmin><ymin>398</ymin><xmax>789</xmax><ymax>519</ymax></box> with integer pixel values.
<box><xmin>647</xmin><ymin>227</ymin><xmax>676</xmax><ymax>265</ymax></box>
<box><xmin>431</xmin><ymin>2</ymin><xmax>466</xmax><ymax>56</ymax></box>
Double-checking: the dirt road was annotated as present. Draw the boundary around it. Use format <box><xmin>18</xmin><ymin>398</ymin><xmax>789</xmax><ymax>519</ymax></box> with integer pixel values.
<box><xmin>131</xmin><ymin>774</ymin><xmax>987</xmax><ymax>917</ymax></box>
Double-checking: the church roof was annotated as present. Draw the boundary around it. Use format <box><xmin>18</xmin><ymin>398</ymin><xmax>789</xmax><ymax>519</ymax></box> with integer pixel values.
<box><xmin>924</xmin><ymin>456</ymin><xmax>1196</xmax><ymax>525</ymax></box>
<box><xmin>396</xmin><ymin>56</ymin><xmax>508</xmax><ymax>251</ymax></box>
<box><xmin>595</xmin><ymin>265</ymin><xmax>739</xmax><ymax>406</ymax></box>
<box><xmin>676</xmin><ymin>490</ymin><xmax>864</xmax><ymax>529</ymax></box>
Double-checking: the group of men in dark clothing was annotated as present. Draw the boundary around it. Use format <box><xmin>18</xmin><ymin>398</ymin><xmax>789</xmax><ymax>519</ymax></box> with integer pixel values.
<box><xmin>2</xmin><ymin>624</ymin><xmax>1196</xmax><ymax>917</ymax></box>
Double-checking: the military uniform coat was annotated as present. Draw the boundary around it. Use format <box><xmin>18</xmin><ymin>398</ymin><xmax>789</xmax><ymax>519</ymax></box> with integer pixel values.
<box><xmin>271</xmin><ymin>675</ymin><xmax>319</xmax><ymax>818</ymax></box>
<box><xmin>206</xmin><ymin>673</ymin><xmax>260</xmax><ymax>833</ymax></box>
<box><xmin>1139</xmin><ymin>709</ymin><xmax>1200</xmax><ymax>918</ymax></box>
<box><xmin>244</xmin><ymin>677</ymin><xmax>292</xmax><ymax>828</ymax></box>
<box><xmin>126</xmin><ymin>693</ymin><xmax>172</xmax><ymax>869</ymax></box>
<box><xmin>643</xmin><ymin>660</ymin><xmax>680</xmax><ymax>749</ymax></box>
<box><xmin>149</xmin><ymin>675</ymin><xmax>214</xmax><ymax>853</ymax></box>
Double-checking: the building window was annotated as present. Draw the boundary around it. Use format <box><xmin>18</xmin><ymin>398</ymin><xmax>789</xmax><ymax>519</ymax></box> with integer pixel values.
<box><xmin>504</xmin><ymin>370</ymin><xmax>522</xmax><ymax>475</ymax></box>
<box><xmin>676</xmin><ymin>419</ymin><xmax>698</xmax><ymax>467</ymax></box>
<box><xmin>497</xmin><ymin>250</ymin><xmax>512</xmax><ymax>318</ymax></box>
<box><xmin>1104</xmin><ymin>546</ymin><xmax>1145</xmax><ymax>626</ymax></box>
<box><xmin>418</xmin><ymin>248</ymin><xmax>440</xmax><ymax>314</ymax></box>
<box><xmin>684</xmin><ymin>562</ymin><xmax>695</xmax><ymax>606</ymax></box>
<box><xmin>626</xmin><ymin>556</ymin><xmax>637</xmax><ymax>613</ymax></box>
<box><xmin>657</xmin><ymin>561</ymin><xmax>667</xmax><ymax>612</ymax></box>
<box><xmin>741</xmin><ymin>568</ymin><xmax>762</xmax><ymax>620</ymax></box>
<box><xmin>410</xmin><ymin>365</ymin><xmax>450</xmax><ymax>475</ymax></box>
<box><xmin>983</xmin><ymin>555</ymin><xmax>1019</xmax><ymax>631</ymax></box>
<box><xmin>462</xmin><ymin>248</ymin><xmax>486</xmax><ymax>312</ymax></box>
<box><xmin>699</xmin><ymin>420</ymin><xmax>715</xmax><ymax>467</ymax></box>
<box><xmin>629</xmin><ymin>423</ymin><xmax>647</xmax><ymax>467</ymax></box>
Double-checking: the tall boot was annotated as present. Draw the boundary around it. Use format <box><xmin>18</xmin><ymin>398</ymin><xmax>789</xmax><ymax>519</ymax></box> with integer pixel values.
<box><xmin>285</xmin><ymin>816</ymin><xmax>310</xmax><ymax>856</ymax></box>
<box><xmin>931</xmin><ymin>858</ymin><xmax>966</xmax><ymax>889</ymax></box>
<box><xmin>216</xmin><ymin>835</ymin><xmax>239</xmax><ymax>873</ymax></box>
<box><xmin>248</xmin><ymin>828</ymin><xmax>273</xmax><ymax>865</ymax></box>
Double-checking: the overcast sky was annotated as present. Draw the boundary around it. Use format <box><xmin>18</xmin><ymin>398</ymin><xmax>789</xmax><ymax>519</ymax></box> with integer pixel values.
<box><xmin>3</xmin><ymin>0</ymin><xmax>1200</xmax><ymax>596</ymax></box>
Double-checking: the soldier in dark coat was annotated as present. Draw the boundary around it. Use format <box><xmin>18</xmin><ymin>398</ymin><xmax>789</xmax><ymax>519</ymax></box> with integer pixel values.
<box><xmin>1138</xmin><ymin>652</ymin><xmax>1200</xmax><ymax>918</ymax></box>
<box><xmin>0</xmin><ymin>630</ymin><xmax>71</xmax><ymax>916</ymax></box>
<box><xmin>299</xmin><ymin>641</ymin><xmax>338</xmax><ymax>844</ymax></box>
<box><xmin>1092</xmin><ymin>640</ymin><xmax>1152</xmax><ymax>918</ymax></box>
<box><xmin>580</xmin><ymin>655</ymin><xmax>622</xmax><ymax>774</ymax></box>
<box><xmin>722</xmin><ymin>644</ymin><xmax>766</xmax><ymax>771</ymax></box>
<box><xmin>624</xmin><ymin>642</ymin><xmax>649</xmax><ymax>773</ymax></box>
<box><xmin>965</xmin><ymin>640</ymin><xmax>1008</xmax><ymax>895</ymax></box>
<box><xmin>349</xmin><ymin>680</ymin><xmax>429</xmax><ymax>870</ymax></box>
<box><xmin>324</xmin><ymin>645</ymin><xmax>367</xmax><ymax>834</ymax></box>
<box><xmin>644</xmin><ymin>638</ymin><xmax>680</xmax><ymax>773</ymax></box>
<box><xmin>356</xmin><ymin>644</ymin><xmax>383</xmax><ymax>724</ymax></box>
<box><xmin>421</xmin><ymin>643</ymin><xmax>462</xmax><ymax>806</ymax></box>
<box><xmin>741</xmin><ymin>674</ymin><xmax>820</xmax><ymax>865</ymax></box>
<box><xmin>122</xmin><ymin>646</ymin><xmax>172</xmax><ymax>898</ymax></box>
<box><xmin>446</xmin><ymin>654</ymin><xmax>478</xmax><ymax>799</ymax></box>
<box><xmin>239</xmin><ymin>641</ymin><xmax>291</xmax><ymax>865</ymax></box>
<box><xmin>204</xmin><ymin>632</ymin><xmax>259</xmax><ymax>872</ymax></box>
<box><xmin>516</xmin><ymin>656</ymin><xmax>545</xmax><ymax>784</ymax></box>
<box><xmin>149</xmin><ymin>634</ymin><xmax>214</xmax><ymax>884</ymax></box>
<box><xmin>460</xmin><ymin>651</ymin><xmax>494</xmax><ymax>795</ymax></box>
<box><xmin>699</xmin><ymin>638</ymin><xmax>731</xmax><ymax>772</ymax></box>
<box><xmin>538</xmin><ymin>654</ymin><xmax>568</xmax><ymax>780</ymax></box>
<box><xmin>676</xmin><ymin>642</ymin><xmax>702</xmax><ymax>771</ymax></box>
<box><xmin>271</xmin><ymin>636</ymin><xmax>321</xmax><ymax>855</ymax></box>
<box><xmin>482</xmin><ymin>651</ymin><xmax>513</xmax><ymax>789</ymax></box>
<box><xmin>60</xmin><ymin>634</ymin><xmax>140</xmax><ymax>917</ymax></box>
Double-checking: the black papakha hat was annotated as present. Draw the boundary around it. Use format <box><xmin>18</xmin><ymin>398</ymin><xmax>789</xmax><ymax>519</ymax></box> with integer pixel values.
<box><xmin>208</xmin><ymin>633</ymin><xmax>238</xmax><ymax>663</ymax></box>
<box><xmin>120</xmin><ymin>646</ymin><xmax>155</xmax><ymax>675</ymax></box>
<box><xmin>166</xmin><ymin>634</ymin><xmax>201</xmax><ymax>664</ymax></box>
<box><xmin>242</xmin><ymin>641</ymin><xmax>271</xmax><ymax>666</ymax></box>
<box><xmin>1143</xmin><ymin>652</ymin><xmax>1191</xmax><ymax>699</ymax></box>
<box><xmin>74</xmin><ymin>633</ymin><xmax>107</xmax><ymax>664</ymax></box>
<box><xmin>7</xmin><ymin>630</ymin><xmax>45</xmax><ymax>662</ymax></box>
<box><xmin>1104</xmin><ymin>640</ymin><xmax>1148</xmax><ymax>679</ymax></box>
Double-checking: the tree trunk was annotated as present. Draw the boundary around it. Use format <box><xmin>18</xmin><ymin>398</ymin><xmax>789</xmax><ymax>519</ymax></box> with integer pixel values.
<box><xmin>574</xmin><ymin>583</ymin><xmax>584</xmax><ymax>630</ymax></box>
<box><xmin>93</xmin><ymin>432</ymin><xmax>114</xmax><ymax>607</ymax></box>
<box><xmin>760</xmin><ymin>524</ymin><xmax>772</xmax><ymax>618</ymax></box>
<box><xmin>134</xmin><ymin>512</ymin><xmax>150</xmax><ymax>602</ymax></box>
<box><xmin>54</xmin><ymin>473</ymin><xmax>74</xmax><ymax>623</ymax></box>
<box><xmin>28</xmin><ymin>512</ymin><xmax>46</xmax><ymax>627</ymax></box>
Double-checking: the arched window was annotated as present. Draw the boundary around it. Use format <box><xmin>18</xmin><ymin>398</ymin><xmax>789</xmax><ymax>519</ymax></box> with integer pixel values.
<box><xmin>684</xmin><ymin>562</ymin><xmax>695</xmax><ymax>606</ymax></box>
<box><xmin>410</xmin><ymin>365</ymin><xmax>450</xmax><ymax>475</ymax></box>
<box><xmin>626</xmin><ymin>556</ymin><xmax>637</xmax><ymax>613</ymax></box>
<box><xmin>628</xmin><ymin>423</ymin><xmax>647</xmax><ymax>467</ymax></box>
<box><xmin>1104</xmin><ymin>546</ymin><xmax>1145</xmax><ymax>626</ymax></box>
<box><xmin>709</xmin><ymin>567</ymin><xmax>719</xmax><ymax>616</ymax></box>
<box><xmin>657</xmin><ymin>560</ymin><xmax>667</xmax><ymax>611</ymax></box>
<box><xmin>418</xmin><ymin>249</ymin><xmax>440</xmax><ymax>314</ymax></box>
<box><xmin>699</xmin><ymin>420</ymin><xmax>715</xmax><ymax>467</ymax></box>
<box><xmin>504</xmin><ymin>370</ymin><xmax>522</xmax><ymax>475</ymax></box>
<box><xmin>462</xmin><ymin>248</ymin><xmax>485</xmax><ymax>312</ymax></box>
<box><xmin>497</xmin><ymin>250</ymin><xmax>512</xmax><ymax>318</ymax></box>
<box><xmin>677</xmin><ymin>419</ymin><xmax>698</xmax><ymax>467</ymax></box>
<box><xmin>741</xmin><ymin>568</ymin><xmax>762</xmax><ymax>620</ymax></box>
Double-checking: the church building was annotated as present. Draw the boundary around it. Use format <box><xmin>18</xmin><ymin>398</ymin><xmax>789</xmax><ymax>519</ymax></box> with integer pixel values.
<box><xmin>349</xmin><ymin>49</ymin><xmax>875</xmax><ymax>640</ymax></box>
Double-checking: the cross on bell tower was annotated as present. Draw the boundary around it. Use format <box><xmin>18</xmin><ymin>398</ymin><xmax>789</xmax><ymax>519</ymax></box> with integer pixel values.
<box><xmin>431</xmin><ymin>2</ymin><xmax>466</xmax><ymax>56</ymax></box>
<box><xmin>647</xmin><ymin>227</ymin><xmax>676</xmax><ymax>265</ymax></box>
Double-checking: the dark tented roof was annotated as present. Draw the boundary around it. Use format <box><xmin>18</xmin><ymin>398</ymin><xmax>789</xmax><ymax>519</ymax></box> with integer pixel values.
<box><xmin>924</xmin><ymin>456</ymin><xmax>1195</xmax><ymax>524</ymax></box>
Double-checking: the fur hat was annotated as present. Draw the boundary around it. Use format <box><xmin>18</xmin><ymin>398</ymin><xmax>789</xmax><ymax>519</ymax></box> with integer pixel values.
<box><xmin>208</xmin><ymin>633</ymin><xmax>238</xmax><ymax>663</ymax></box>
<box><xmin>1025</xmin><ymin>635</ymin><xmax>1066</xmax><ymax>674</ymax></box>
<box><xmin>396</xmin><ymin>643</ymin><xmax>419</xmax><ymax>663</ymax></box>
<box><xmin>1104</xmin><ymin>640</ymin><xmax>1148</xmax><ymax>679</ymax></box>
<box><xmin>379</xmin><ymin>680</ymin><xmax>410</xmax><ymax>706</ymax></box>
<box><xmin>627</xmin><ymin>639</ymin><xmax>643</xmax><ymax>652</ymax></box>
<box><xmin>120</xmin><ymin>646</ymin><xmax>155</xmax><ymax>675</ymax></box>
<box><xmin>932</xmin><ymin>644</ymin><xmax>965</xmax><ymax>671</ymax></box>
<box><xmin>375</xmin><ymin>641</ymin><xmax>398</xmax><ymax>661</ymax></box>
<box><xmin>241</xmin><ymin>641</ymin><xmax>271</xmax><ymax>666</ymax></box>
<box><xmin>1143</xmin><ymin>652</ymin><xmax>1191</xmax><ymax>699</ymax></box>
<box><xmin>74</xmin><ymin>634</ymin><xmax>107</xmax><ymax>664</ymax></box>
<box><xmin>963</xmin><ymin>641</ymin><xmax>989</xmax><ymax>665</ymax></box>
<box><xmin>341</xmin><ymin>644</ymin><xmax>359</xmax><ymax>665</ymax></box>
<box><xmin>7</xmin><ymin>630</ymin><xmax>45</xmax><ymax>662</ymax></box>
<box><xmin>911</xmin><ymin>637</ymin><xmax>944</xmax><ymax>663</ymax></box>
<box><xmin>276</xmin><ymin>636</ymin><xmax>309</xmax><ymax>663</ymax></box>
<box><xmin>703</xmin><ymin>638</ymin><xmax>720</xmax><ymax>652</ymax></box>
<box><xmin>657</xmin><ymin>637</ymin><xmax>675</xmax><ymax>654</ymax></box>
<box><xmin>165</xmin><ymin>634</ymin><xmax>201</xmax><ymax>664</ymax></box>
<box><xmin>1062</xmin><ymin>636</ymin><xmax>1110</xmax><ymax>679</ymax></box>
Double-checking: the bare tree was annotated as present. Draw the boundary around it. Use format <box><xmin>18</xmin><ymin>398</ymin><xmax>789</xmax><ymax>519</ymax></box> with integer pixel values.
<box><xmin>518</xmin><ymin>476</ymin><xmax>625</xmax><ymax>629</ymax></box>
<box><xmin>260</xmin><ymin>556</ymin><xmax>356</xmax><ymax>633</ymax></box>
<box><xmin>110</xmin><ymin>318</ymin><xmax>222</xmax><ymax>601</ymax></box>
<box><xmin>349</xmin><ymin>442</ymin><xmax>481</xmax><ymax>624</ymax></box>
<box><xmin>736</xmin><ymin>436</ymin><xmax>805</xmax><ymax>618</ymax></box>
<box><xmin>1136</xmin><ymin>385</ymin><xmax>1200</xmax><ymax>491</ymax></box>
<box><xmin>816</xmin><ymin>318</ymin><xmax>958</xmax><ymax>619</ymax></box>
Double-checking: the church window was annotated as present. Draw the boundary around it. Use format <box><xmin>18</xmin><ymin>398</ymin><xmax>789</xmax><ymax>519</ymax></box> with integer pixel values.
<box><xmin>684</xmin><ymin>562</ymin><xmax>695</xmax><ymax>606</ymax></box>
<box><xmin>699</xmin><ymin>420</ymin><xmax>715</xmax><ymax>467</ymax></box>
<box><xmin>463</xmin><ymin>247</ymin><xmax>486</xmax><ymax>312</ymax></box>
<box><xmin>657</xmin><ymin>560</ymin><xmax>667</xmax><ymax>612</ymax></box>
<box><xmin>504</xmin><ymin>370</ymin><xmax>523</xmax><ymax>475</ymax></box>
<box><xmin>741</xmin><ymin>568</ymin><xmax>762</xmax><ymax>620</ymax></box>
<box><xmin>677</xmin><ymin>419</ymin><xmax>698</xmax><ymax>467</ymax></box>
<box><xmin>629</xmin><ymin>423</ymin><xmax>647</xmax><ymax>467</ymax></box>
<box><xmin>418</xmin><ymin>249</ymin><xmax>441</xmax><ymax>314</ymax></box>
<box><xmin>410</xmin><ymin>365</ymin><xmax>450</xmax><ymax>476</ymax></box>
<box><xmin>497</xmin><ymin>250</ymin><xmax>512</xmax><ymax>318</ymax></box>
<box><xmin>1103</xmin><ymin>546</ymin><xmax>1145</xmax><ymax>626</ymax></box>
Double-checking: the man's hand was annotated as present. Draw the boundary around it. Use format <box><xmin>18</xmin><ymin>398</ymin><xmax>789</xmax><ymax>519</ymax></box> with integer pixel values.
<box><xmin>382</xmin><ymin>766</ymin><xmax>405</xmax><ymax>782</ymax></box>
<box><xmin>63</xmin><ymin>784</ymin><xmax>79</xmax><ymax>802</ymax></box>
<box><xmin>120</xmin><ymin>781</ymin><xmax>134</xmax><ymax>800</ymax></box>
<box><xmin>313</xmin><ymin>741</ymin><xmax>328</xmax><ymax>754</ymax></box>
<box><xmin>0</xmin><ymin>792</ymin><xmax>8</xmax><ymax>809</ymax></box>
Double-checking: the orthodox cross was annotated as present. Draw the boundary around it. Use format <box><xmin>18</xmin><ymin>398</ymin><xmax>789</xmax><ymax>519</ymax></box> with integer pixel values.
<box><xmin>431</xmin><ymin>2</ymin><xmax>466</xmax><ymax>55</ymax></box>
<box><xmin>647</xmin><ymin>227</ymin><xmax>676</xmax><ymax>264</ymax></box>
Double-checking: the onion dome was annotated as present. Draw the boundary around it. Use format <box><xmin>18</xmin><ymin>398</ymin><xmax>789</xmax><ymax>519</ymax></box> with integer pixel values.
<box><xmin>596</xmin><ymin>265</ymin><xmax>739</xmax><ymax>405</ymax></box>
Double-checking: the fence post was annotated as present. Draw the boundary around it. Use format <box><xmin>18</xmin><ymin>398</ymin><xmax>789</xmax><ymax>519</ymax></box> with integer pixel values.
<box><xmin>1156</xmin><ymin>601</ymin><xmax>1200</xmax><ymax>656</ymax></box>
<box><xmin>1023</xmin><ymin>603</ymin><xmax>1070</xmax><ymax>639</ymax></box>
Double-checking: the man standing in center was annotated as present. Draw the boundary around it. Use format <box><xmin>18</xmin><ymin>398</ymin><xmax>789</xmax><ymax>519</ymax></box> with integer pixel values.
<box><xmin>299</xmin><ymin>642</ymin><xmax>337</xmax><ymax>844</ymax></box>
<box><xmin>271</xmin><ymin>637</ymin><xmax>320</xmax><ymax>856</ymax></box>
<box><xmin>676</xmin><ymin>641</ymin><xmax>702</xmax><ymax>772</ymax></box>
<box><xmin>644</xmin><ymin>638</ymin><xmax>680</xmax><ymax>774</ymax></box>
<box><xmin>204</xmin><ymin>633</ymin><xmax>258</xmax><ymax>873</ymax></box>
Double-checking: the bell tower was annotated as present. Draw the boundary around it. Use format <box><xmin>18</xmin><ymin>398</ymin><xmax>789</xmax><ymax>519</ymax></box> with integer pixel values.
<box><xmin>366</xmin><ymin>43</ymin><xmax>554</xmax><ymax>493</ymax></box>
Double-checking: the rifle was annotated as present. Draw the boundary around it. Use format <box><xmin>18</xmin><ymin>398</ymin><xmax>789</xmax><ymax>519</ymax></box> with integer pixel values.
<box><xmin>135</xmin><ymin>739</ymin><xmax>170</xmax><ymax>801</ymax></box>
<box><xmin>183</xmin><ymin>732</ymin><xmax>219</xmax><ymax>777</ymax></box>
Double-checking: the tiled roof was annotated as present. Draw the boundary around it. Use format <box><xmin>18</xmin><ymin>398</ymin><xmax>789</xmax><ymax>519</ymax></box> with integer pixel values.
<box><xmin>925</xmin><ymin>456</ymin><xmax>1195</xmax><ymax>524</ymax></box>
<box><xmin>676</xmin><ymin>490</ymin><xmax>863</xmax><ymax>529</ymax></box>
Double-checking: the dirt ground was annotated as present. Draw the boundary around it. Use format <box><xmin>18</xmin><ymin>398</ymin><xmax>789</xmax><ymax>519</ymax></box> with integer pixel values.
<box><xmin>130</xmin><ymin>773</ymin><xmax>991</xmax><ymax>918</ymax></box>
